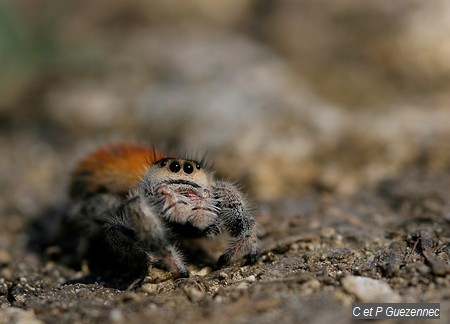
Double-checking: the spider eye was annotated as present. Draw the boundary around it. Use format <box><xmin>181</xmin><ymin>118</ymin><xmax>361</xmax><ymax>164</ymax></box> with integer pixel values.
<box><xmin>159</xmin><ymin>159</ymin><xmax>168</xmax><ymax>167</ymax></box>
<box><xmin>183</xmin><ymin>163</ymin><xmax>194</xmax><ymax>174</ymax></box>
<box><xmin>169</xmin><ymin>161</ymin><xmax>181</xmax><ymax>173</ymax></box>
<box><xmin>196</xmin><ymin>163</ymin><xmax>201</xmax><ymax>170</ymax></box>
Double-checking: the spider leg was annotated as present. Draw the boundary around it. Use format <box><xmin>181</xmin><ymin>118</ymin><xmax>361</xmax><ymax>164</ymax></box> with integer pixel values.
<box><xmin>68</xmin><ymin>193</ymin><xmax>122</xmax><ymax>267</ymax></box>
<box><xmin>213</xmin><ymin>181</ymin><xmax>259</xmax><ymax>268</ymax></box>
<box><xmin>88</xmin><ymin>191</ymin><xmax>189</xmax><ymax>277</ymax></box>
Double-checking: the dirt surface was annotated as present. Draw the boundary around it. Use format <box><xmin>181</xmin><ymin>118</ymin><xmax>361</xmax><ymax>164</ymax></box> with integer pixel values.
<box><xmin>0</xmin><ymin>137</ymin><xmax>449</xmax><ymax>323</ymax></box>
<box><xmin>1</xmin><ymin>1</ymin><xmax>450</xmax><ymax>323</ymax></box>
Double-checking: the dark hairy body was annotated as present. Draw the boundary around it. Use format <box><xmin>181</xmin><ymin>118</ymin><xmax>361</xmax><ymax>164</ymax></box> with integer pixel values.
<box><xmin>68</xmin><ymin>143</ymin><xmax>259</xmax><ymax>278</ymax></box>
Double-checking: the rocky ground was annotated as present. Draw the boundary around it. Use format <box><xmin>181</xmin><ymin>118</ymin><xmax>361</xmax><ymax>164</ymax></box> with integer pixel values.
<box><xmin>0</xmin><ymin>121</ymin><xmax>449</xmax><ymax>324</ymax></box>
<box><xmin>1</xmin><ymin>1</ymin><xmax>450</xmax><ymax>323</ymax></box>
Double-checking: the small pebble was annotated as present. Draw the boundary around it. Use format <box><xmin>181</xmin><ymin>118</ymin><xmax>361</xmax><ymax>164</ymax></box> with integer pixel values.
<box><xmin>190</xmin><ymin>267</ymin><xmax>211</xmax><ymax>276</ymax></box>
<box><xmin>141</xmin><ymin>283</ymin><xmax>159</xmax><ymax>294</ymax></box>
<box><xmin>236</xmin><ymin>282</ymin><xmax>249</xmax><ymax>290</ymax></box>
<box><xmin>321</xmin><ymin>227</ymin><xmax>336</xmax><ymax>238</ymax></box>
<box><xmin>184</xmin><ymin>286</ymin><xmax>204</xmax><ymax>302</ymax></box>
<box><xmin>218</xmin><ymin>272</ymin><xmax>228</xmax><ymax>280</ymax></box>
<box><xmin>14</xmin><ymin>295</ymin><xmax>26</xmax><ymax>303</ymax></box>
<box><xmin>146</xmin><ymin>268</ymin><xmax>173</xmax><ymax>283</ymax></box>
<box><xmin>246</xmin><ymin>275</ymin><xmax>256</xmax><ymax>282</ymax></box>
<box><xmin>109</xmin><ymin>309</ymin><xmax>123</xmax><ymax>322</ymax></box>
<box><xmin>341</xmin><ymin>275</ymin><xmax>402</xmax><ymax>303</ymax></box>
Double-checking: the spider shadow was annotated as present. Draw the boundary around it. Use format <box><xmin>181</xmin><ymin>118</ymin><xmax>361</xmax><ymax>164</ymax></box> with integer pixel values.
<box><xmin>26</xmin><ymin>204</ymin><xmax>144</xmax><ymax>290</ymax></box>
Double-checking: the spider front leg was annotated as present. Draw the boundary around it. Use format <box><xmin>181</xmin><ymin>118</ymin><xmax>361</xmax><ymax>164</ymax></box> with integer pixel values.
<box><xmin>213</xmin><ymin>181</ymin><xmax>259</xmax><ymax>268</ymax></box>
<box><xmin>101</xmin><ymin>192</ymin><xmax>189</xmax><ymax>277</ymax></box>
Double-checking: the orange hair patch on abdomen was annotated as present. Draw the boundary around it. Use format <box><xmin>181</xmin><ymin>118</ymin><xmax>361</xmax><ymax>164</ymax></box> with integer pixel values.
<box><xmin>70</xmin><ymin>143</ymin><xmax>165</xmax><ymax>198</ymax></box>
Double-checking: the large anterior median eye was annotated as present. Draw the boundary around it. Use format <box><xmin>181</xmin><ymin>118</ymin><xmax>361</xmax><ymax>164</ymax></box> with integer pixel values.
<box><xmin>169</xmin><ymin>161</ymin><xmax>181</xmax><ymax>173</ymax></box>
<box><xmin>183</xmin><ymin>162</ymin><xmax>193</xmax><ymax>174</ymax></box>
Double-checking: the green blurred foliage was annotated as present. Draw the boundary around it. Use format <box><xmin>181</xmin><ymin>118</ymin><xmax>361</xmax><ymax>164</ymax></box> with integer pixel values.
<box><xmin>0</xmin><ymin>1</ymin><xmax>58</xmax><ymax>109</ymax></box>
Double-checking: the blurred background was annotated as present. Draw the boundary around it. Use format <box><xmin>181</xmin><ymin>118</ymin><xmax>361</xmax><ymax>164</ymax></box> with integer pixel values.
<box><xmin>1</xmin><ymin>0</ymin><xmax>450</xmax><ymax>218</ymax></box>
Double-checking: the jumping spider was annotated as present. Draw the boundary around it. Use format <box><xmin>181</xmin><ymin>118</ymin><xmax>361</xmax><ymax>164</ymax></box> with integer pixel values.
<box><xmin>68</xmin><ymin>143</ymin><xmax>259</xmax><ymax>278</ymax></box>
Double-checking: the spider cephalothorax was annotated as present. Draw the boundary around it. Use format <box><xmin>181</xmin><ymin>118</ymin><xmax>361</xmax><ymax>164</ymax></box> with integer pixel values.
<box><xmin>144</xmin><ymin>158</ymin><xmax>218</xmax><ymax>229</ymax></box>
<box><xmin>68</xmin><ymin>143</ymin><xmax>259</xmax><ymax>278</ymax></box>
